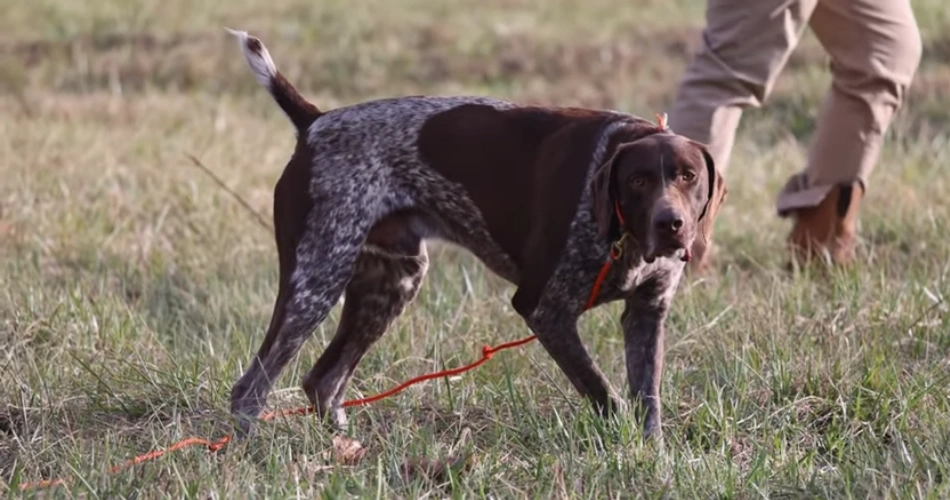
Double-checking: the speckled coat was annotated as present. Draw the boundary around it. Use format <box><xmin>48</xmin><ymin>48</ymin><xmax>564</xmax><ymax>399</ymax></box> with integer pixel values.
<box><xmin>223</xmin><ymin>29</ymin><xmax>727</xmax><ymax>440</ymax></box>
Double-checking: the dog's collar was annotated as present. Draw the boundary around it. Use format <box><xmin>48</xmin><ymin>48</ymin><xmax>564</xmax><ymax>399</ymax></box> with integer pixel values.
<box><xmin>584</xmin><ymin>201</ymin><xmax>631</xmax><ymax>310</ymax></box>
<box><xmin>610</xmin><ymin>200</ymin><xmax>630</xmax><ymax>259</ymax></box>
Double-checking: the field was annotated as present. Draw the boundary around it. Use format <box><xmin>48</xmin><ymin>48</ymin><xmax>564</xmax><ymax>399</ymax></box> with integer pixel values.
<box><xmin>2</xmin><ymin>0</ymin><xmax>950</xmax><ymax>497</ymax></box>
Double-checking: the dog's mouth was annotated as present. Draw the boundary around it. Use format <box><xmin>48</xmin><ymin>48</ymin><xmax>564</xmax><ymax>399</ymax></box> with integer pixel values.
<box><xmin>643</xmin><ymin>247</ymin><xmax>690</xmax><ymax>264</ymax></box>
<box><xmin>643</xmin><ymin>237</ymin><xmax>692</xmax><ymax>264</ymax></box>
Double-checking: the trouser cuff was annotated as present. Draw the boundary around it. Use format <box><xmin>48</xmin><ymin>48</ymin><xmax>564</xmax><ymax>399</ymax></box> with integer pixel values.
<box><xmin>776</xmin><ymin>172</ymin><xmax>866</xmax><ymax>218</ymax></box>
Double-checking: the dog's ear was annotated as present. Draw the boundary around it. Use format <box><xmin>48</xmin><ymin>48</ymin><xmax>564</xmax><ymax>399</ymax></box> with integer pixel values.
<box><xmin>695</xmin><ymin>144</ymin><xmax>727</xmax><ymax>245</ymax></box>
<box><xmin>591</xmin><ymin>143</ymin><xmax>633</xmax><ymax>241</ymax></box>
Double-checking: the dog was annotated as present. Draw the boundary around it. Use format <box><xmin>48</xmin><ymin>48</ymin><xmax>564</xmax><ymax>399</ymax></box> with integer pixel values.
<box><xmin>224</xmin><ymin>29</ymin><xmax>727</xmax><ymax>439</ymax></box>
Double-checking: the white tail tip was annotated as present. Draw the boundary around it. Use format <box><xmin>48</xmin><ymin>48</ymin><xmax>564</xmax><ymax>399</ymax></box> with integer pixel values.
<box><xmin>225</xmin><ymin>27</ymin><xmax>278</xmax><ymax>89</ymax></box>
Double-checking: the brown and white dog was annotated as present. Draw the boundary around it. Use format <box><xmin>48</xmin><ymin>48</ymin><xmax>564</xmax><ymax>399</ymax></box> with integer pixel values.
<box><xmin>225</xmin><ymin>29</ymin><xmax>727</xmax><ymax>439</ymax></box>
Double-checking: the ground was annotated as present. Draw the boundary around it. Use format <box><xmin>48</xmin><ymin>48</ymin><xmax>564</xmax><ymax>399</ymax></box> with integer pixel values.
<box><xmin>2</xmin><ymin>0</ymin><xmax>949</xmax><ymax>497</ymax></box>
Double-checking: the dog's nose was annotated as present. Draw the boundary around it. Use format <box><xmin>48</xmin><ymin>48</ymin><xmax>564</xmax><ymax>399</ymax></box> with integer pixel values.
<box><xmin>655</xmin><ymin>210</ymin><xmax>685</xmax><ymax>234</ymax></box>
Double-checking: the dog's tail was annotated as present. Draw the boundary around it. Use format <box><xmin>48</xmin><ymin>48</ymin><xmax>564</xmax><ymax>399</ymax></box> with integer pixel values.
<box><xmin>225</xmin><ymin>28</ymin><xmax>322</xmax><ymax>133</ymax></box>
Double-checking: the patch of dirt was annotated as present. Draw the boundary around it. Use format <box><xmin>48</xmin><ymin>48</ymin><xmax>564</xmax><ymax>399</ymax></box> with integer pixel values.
<box><xmin>728</xmin><ymin>435</ymin><xmax>755</xmax><ymax>472</ymax></box>
<box><xmin>399</xmin><ymin>454</ymin><xmax>476</xmax><ymax>484</ymax></box>
<box><xmin>0</xmin><ymin>406</ymin><xmax>25</xmax><ymax>436</ymax></box>
<box><xmin>329</xmin><ymin>435</ymin><xmax>367</xmax><ymax>465</ymax></box>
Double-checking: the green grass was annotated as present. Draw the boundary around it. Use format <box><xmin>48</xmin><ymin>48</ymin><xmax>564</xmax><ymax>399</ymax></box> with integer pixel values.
<box><xmin>2</xmin><ymin>0</ymin><xmax>950</xmax><ymax>497</ymax></box>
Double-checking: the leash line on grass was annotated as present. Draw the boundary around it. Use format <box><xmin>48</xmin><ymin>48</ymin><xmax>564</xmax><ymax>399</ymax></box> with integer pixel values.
<box><xmin>17</xmin><ymin>334</ymin><xmax>539</xmax><ymax>491</ymax></box>
<box><xmin>19</xmin><ymin>255</ymin><xmax>616</xmax><ymax>492</ymax></box>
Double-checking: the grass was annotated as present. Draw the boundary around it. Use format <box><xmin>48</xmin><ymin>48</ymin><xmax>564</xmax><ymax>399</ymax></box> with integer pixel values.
<box><xmin>2</xmin><ymin>0</ymin><xmax>950</xmax><ymax>497</ymax></box>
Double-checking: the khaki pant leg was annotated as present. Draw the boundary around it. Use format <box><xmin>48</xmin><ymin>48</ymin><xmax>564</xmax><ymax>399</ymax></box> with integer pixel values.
<box><xmin>775</xmin><ymin>0</ymin><xmax>922</xmax><ymax>216</ymax></box>
<box><xmin>667</xmin><ymin>0</ymin><xmax>819</xmax><ymax>173</ymax></box>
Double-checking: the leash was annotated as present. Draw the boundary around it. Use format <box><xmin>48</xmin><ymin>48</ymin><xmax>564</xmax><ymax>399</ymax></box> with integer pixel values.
<box><xmin>18</xmin><ymin>211</ymin><xmax>637</xmax><ymax>493</ymax></box>
<box><xmin>19</xmin><ymin>214</ymin><xmax>631</xmax><ymax>492</ymax></box>
<box><xmin>18</xmin><ymin>232</ymin><xmax>628</xmax><ymax>492</ymax></box>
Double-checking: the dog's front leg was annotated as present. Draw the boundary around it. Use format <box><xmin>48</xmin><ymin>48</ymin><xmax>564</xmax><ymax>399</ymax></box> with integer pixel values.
<box><xmin>621</xmin><ymin>278</ymin><xmax>674</xmax><ymax>439</ymax></box>
<box><xmin>522</xmin><ymin>304</ymin><xmax>625</xmax><ymax>418</ymax></box>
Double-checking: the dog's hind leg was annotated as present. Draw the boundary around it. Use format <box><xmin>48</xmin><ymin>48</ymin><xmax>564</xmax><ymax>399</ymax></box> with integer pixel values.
<box><xmin>229</xmin><ymin>188</ymin><xmax>377</xmax><ymax>436</ymax></box>
<box><xmin>301</xmin><ymin>213</ymin><xmax>429</xmax><ymax>431</ymax></box>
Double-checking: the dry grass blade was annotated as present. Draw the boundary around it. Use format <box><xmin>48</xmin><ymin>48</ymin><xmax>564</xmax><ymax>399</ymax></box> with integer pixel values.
<box><xmin>185</xmin><ymin>153</ymin><xmax>273</xmax><ymax>232</ymax></box>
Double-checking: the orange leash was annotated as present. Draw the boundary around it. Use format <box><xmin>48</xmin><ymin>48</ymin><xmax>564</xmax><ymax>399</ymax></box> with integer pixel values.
<box><xmin>18</xmin><ymin>230</ymin><xmax>627</xmax><ymax>492</ymax></box>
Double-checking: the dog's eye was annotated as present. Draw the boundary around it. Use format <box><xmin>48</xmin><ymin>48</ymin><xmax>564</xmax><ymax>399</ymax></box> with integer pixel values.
<box><xmin>681</xmin><ymin>171</ymin><xmax>696</xmax><ymax>182</ymax></box>
<box><xmin>630</xmin><ymin>176</ymin><xmax>647</xmax><ymax>188</ymax></box>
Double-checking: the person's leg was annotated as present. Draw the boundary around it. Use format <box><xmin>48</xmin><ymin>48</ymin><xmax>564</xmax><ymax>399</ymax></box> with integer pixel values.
<box><xmin>779</xmin><ymin>0</ymin><xmax>922</xmax><ymax>265</ymax></box>
<box><xmin>668</xmin><ymin>0</ymin><xmax>819</xmax><ymax>272</ymax></box>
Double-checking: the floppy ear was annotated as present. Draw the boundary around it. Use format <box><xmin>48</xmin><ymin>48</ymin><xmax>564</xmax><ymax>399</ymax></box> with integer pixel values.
<box><xmin>696</xmin><ymin>146</ymin><xmax>727</xmax><ymax>245</ymax></box>
<box><xmin>590</xmin><ymin>144</ymin><xmax>631</xmax><ymax>241</ymax></box>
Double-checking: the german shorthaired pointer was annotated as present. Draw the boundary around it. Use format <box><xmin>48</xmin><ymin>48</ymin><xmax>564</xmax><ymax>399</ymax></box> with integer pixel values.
<box><xmin>225</xmin><ymin>29</ymin><xmax>727</xmax><ymax>439</ymax></box>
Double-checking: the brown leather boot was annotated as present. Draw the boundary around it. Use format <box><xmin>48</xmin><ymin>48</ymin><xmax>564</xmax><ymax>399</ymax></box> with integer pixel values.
<box><xmin>787</xmin><ymin>181</ymin><xmax>864</xmax><ymax>266</ymax></box>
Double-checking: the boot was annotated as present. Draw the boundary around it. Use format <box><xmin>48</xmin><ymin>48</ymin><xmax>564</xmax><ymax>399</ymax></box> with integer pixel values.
<box><xmin>787</xmin><ymin>181</ymin><xmax>864</xmax><ymax>266</ymax></box>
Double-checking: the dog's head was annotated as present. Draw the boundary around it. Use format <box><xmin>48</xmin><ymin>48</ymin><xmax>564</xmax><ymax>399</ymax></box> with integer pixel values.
<box><xmin>591</xmin><ymin>132</ymin><xmax>726</xmax><ymax>264</ymax></box>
